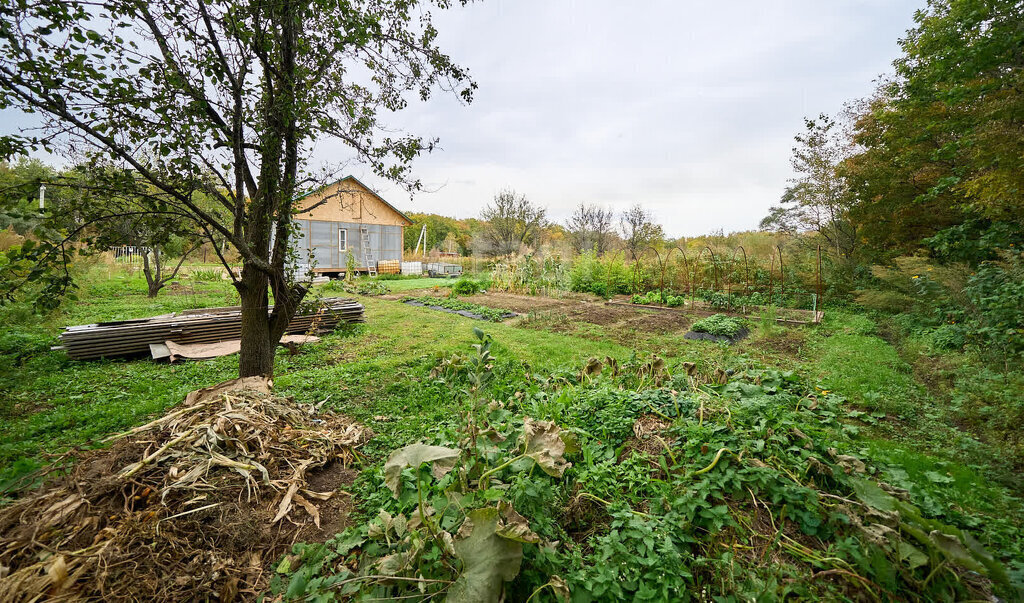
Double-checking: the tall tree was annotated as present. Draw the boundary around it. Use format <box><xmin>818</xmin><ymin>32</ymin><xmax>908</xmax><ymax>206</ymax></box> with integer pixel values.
<box><xmin>761</xmin><ymin>114</ymin><xmax>858</xmax><ymax>261</ymax></box>
<box><xmin>566</xmin><ymin>202</ymin><xmax>613</xmax><ymax>256</ymax></box>
<box><xmin>618</xmin><ymin>203</ymin><xmax>663</xmax><ymax>260</ymax></box>
<box><xmin>893</xmin><ymin>0</ymin><xmax>1024</xmax><ymax>224</ymax></box>
<box><xmin>478</xmin><ymin>189</ymin><xmax>546</xmax><ymax>256</ymax></box>
<box><xmin>72</xmin><ymin>166</ymin><xmax>210</xmax><ymax>298</ymax></box>
<box><xmin>843</xmin><ymin>0</ymin><xmax>1024</xmax><ymax>258</ymax></box>
<box><xmin>0</xmin><ymin>0</ymin><xmax>474</xmax><ymax>376</ymax></box>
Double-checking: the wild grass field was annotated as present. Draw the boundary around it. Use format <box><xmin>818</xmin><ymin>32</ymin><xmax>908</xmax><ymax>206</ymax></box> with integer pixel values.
<box><xmin>1</xmin><ymin>268</ymin><xmax>1022</xmax><ymax>600</ymax></box>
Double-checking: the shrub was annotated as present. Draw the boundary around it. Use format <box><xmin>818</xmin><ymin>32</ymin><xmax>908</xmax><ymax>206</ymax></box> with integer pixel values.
<box><xmin>569</xmin><ymin>252</ymin><xmax>631</xmax><ymax>298</ymax></box>
<box><xmin>451</xmin><ymin>277</ymin><xmax>481</xmax><ymax>296</ymax></box>
<box><xmin>929</xmin><ymin>324</ymin><xmax>966</xmax><ymax>352</ymax></box>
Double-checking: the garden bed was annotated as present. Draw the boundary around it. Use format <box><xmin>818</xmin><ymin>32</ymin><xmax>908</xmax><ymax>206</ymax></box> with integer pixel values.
<box><xmin>403</xmin><ymin>297</ymin><xmax>517</xmax><ymax>321</ymax></box>
<box><xmin>683</xmin><ymin>327</ymin><xmax>750</xmax><ymax>343</ymax></box>
<box><xmin>608</xmin><ymin>298</ymin><xmax>823</xmax><ymax>325</ymax></box>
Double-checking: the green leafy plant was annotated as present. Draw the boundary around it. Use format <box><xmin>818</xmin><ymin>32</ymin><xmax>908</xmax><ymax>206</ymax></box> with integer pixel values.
<box><xmin>404</xmin><ymin>296</ymin><xmax>513</xmax><ymax>322</ymax></box>
<box><xmin>691</xmin><ymin>314</ymin><xmax>746</xmax><ymax>338</ymax></box>
<box><xmin>271</xmin><ymin>333</ymin><xmax>1022</xmax><ymax>602</ymax></box>
<box><xmin>271</xmin><ymin>332</ymin><xmax>574</xmax><ymax>601</ymax></box>
<box><xmin>451</xmin><ymin>276</ymin><xmax>482</xmax><ymax>296</ymax></box>
<box><xmin>186</xmin><ymin>268</ymin><xmax>223</xmax><ymax>282</ymax></box>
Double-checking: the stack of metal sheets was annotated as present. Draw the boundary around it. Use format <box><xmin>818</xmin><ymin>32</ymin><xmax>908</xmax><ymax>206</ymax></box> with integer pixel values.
<box><xmin>56</xmin><ymin>297</ymin><xmax>364</xmax><ymax>360</ymax></box>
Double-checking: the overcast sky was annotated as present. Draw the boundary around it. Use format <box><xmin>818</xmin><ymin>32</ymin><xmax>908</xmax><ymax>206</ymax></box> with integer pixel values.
<box><xmin>331</xmin><ymin>0</ymin><xmax>924</xmax><ymax>237</ymax></box>
<box><xmin>3</xmin><ymin>1</ymin><xmax>925</xmax><ymax>237</ymax></box>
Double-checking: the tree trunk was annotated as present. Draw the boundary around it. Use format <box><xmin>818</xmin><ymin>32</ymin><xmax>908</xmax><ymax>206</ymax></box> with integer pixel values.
<box><xmin>147</xmin><ymin>281</ymin><xmax>163</xmax><ymax>298</ymax></box>
<box><xmin>237</xmin><ymin>264</ymin><xmax>275</xmax><ymax>377</ymax></box>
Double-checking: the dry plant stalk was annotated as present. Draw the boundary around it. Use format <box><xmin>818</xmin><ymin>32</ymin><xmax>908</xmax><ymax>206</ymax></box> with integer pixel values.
<box><xmin>0</xmin><ymin>377</ymin><xmax>372</xmax><ymax>601</ymax></box>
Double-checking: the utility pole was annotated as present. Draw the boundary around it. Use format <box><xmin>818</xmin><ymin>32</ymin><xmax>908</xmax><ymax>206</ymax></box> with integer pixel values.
<box><xmin>413</xmin><ymin>224</ymin><xmax>426</xmax><ymax>256</ymax></box>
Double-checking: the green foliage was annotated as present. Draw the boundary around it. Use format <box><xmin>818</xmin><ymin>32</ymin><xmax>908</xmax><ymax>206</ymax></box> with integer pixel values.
<box><xmin>356</xmin><ymin>280</ymin><xmax>392</xmax><ymax>296</ymax></box>
<box><xmin>928</xmin><ymin>323</ymin><xmax>965</xmax><ymax>352</ymax></box>
<box><xmin>323</xmin><ymin>278</ymin><xmax>392</xmax><ymax>296</ymax></box>
<box><xmin>958</xmin><ymin>252</ymin><xmax>1024</xmax><ymax>362</ymax></box>
<box><xmin>568</xmin><ymin>252</ymin><xmax>630</xmax><ymax>298</ymax></box>
<box><xmin>4</xmin><ymin>270</ymin><xmax>1024</xmax><ymax>599</ymax></box>
<box><xmin>187</xmin><ymin>268</ymin><xmax>223</xmax><ymax>282</ymax></box>
<box><xmin>859</xmin><ymin>252</ymin><xmax>1024</xmax><ymax>364</ymax></box>
<box><xmin>691</xmin><ymin>314</ymin><xmax>746</xmax><ymax>338</ymax></box>
<box><xmin>925</xmin><ymin>219</ymin><xmax>1024</xmax><ymax>266</ymax></box>
<box><xmin>451</xmin><ymin>276</ymin><xmax>482</xmax><ymax>296</ymax></box>
<box><xmin>489</xmin><ymin>255</ymin><xmax>567</xmax><ymax>296</ymax></box>
<box><xmin>272</xmin><ymin>333</ymin><xmax>1023</xmax><ymax>601</ymax></box>
<box><xmin>403</xmin><ymin>212</ymin><xmax>472</xmax><ymax>255</ymax></box>
<box><xmin>845</xmin><ymin>0</ymin><xmax>1024</xmax><ymax>256</ymax></box>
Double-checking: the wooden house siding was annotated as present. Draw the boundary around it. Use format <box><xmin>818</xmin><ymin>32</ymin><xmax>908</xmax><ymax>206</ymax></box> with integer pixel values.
<box><xmin>289</xmin><ymin>177</ymin><xmax>411</xmax><ymax>273</ymax></box>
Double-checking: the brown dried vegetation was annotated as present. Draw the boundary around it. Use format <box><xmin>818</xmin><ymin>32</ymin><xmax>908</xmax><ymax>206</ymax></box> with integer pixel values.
<box><xmin>0</xmin><ymin>378</ymin><xmax>371</xmax><ymax>601</ymax></box>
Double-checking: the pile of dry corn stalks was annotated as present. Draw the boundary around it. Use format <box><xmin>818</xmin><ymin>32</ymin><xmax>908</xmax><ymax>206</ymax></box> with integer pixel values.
<box><xmin>0</xmin><ymin>377</ymin><xmax>372</xmax><ymax>601</ymax></box>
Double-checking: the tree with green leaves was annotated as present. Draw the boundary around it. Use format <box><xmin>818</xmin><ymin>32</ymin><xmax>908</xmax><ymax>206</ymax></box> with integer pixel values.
<box><xmin>844</xmin><ymin>0</ymin><xmax>1023</xmax><ymax>258</ymax></box>
<box><xmin>0</xmin><ymin>0</ymin><xmax>474</xmax><ymax>376</ymax></box>
<box><xmin>403</xmin><ymin>212</ymin><xmax>471</xmax><ymax>255</ymax></box>
<box><xmin>761</xmin><ymin>114</ymin><xmax>859</xmax><ymax>274</ymax></box>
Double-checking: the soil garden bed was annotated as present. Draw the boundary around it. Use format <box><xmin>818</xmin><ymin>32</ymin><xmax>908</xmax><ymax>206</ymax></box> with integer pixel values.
<box><xmin>403</xmin><ymin>297</ymin><xmax>517</xmax><ymax>321</ymax></box>
<box><xmin>608</xmin><ymin>298</ymin><xmax>823</xmax><ymax>325</ymax></box>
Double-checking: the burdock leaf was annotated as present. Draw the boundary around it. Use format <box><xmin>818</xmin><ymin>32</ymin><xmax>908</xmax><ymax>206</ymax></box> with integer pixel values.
<box><xmin>549</xmin><ymin>575</ymin><xmax>571</xmax><ymax>602</ymax></box>
<box><xmin>928</xmin><ymin>531</ymin><xmax>987</xmax><ymax>574</ymax></box>
<box><xmin>849</xmin><ymin>477</ymin><xmax>899</xmax><ymax>513</ymax></box>
<box><xmin>383</xmin><ymin>444</ymin><xmax>460</xmax><ymax>498</ymax></box>
<box><xmin>897</xmin><ymin>541</ymin><xmax>928</xmax><ymax>569</ymax></box>
<box><xmin>520</xmin><ymin>418</ymin><xmax>571</xmax><ymax>478</ymax></box>
<box><xmin>448</xmin><ymin>507</ymin><xmax>524</xmax><ymax>603</ymax></box>
<box><xmin>496</xmin><ymin>500</ymin><xmax>539</xmax><ymax>543</ymax></box>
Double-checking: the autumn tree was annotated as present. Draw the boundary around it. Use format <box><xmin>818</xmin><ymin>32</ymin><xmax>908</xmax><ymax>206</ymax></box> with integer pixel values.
<box><xmin>403</xmin><ymin>212</ymin><xmax>470</xmax><ymax>255</ymax></box>
<box><xmin>566</xmin><ymin>202</ymin><xmax>613</xmax><ymax>256</ymax></box>
<box><xmin>478</xmin><ymin>189</ymin><xmax>546</xmax><ymax>256</ymax></box>
<box><xmin>843</xmin><ymin>0</ymin><xmax>1023</xmax><ymax>259</ymax></box>
<box><xmin>618</xmin><ymin>204</ymin><xmax>663</xmax><ymax>260</ymax></box>
<box><xmin>0</xmin><ymin>0</ymin><xmax>474</xmax><ymax>376</ymax></box>
<box><xmin>761</xmin><ymin>114</ymin><xmax>858</xmax><ymax>261</ymax></box>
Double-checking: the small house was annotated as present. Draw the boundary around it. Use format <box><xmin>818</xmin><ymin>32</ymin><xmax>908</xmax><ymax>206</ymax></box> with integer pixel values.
<box><xmin>290</xmin><ymin>176</ymin><xmax>413</xmax><ymax>277</ymax></box>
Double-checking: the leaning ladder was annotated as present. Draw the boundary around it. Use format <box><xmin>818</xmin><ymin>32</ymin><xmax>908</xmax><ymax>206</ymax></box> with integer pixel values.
<box><xmin>360</xmin><ymin>228</ymin><xmax>377</xmax><ymax>277</ymax></box>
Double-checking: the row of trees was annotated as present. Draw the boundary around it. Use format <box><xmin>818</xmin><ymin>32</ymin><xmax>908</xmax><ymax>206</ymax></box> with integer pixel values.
<box><xmin>414</xmin><ymin>191</ymin><xmax>666</xmax><ymax>260</ymax></box>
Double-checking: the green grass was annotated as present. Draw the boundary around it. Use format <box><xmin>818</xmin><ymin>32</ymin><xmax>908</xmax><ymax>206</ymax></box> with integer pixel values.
<box><xmin>811</xmin><ymin>312</ymin><xmax>920</xmax><ymax>415</ymax></box>
<box><xmin>369</xmin><ymin>276</ymin><xmax>452</xmax><ymax>291</ymax></box>
<box><xmin>2</xmin><ymin>269</ymin><xmax>1023</xmax><ymax>596</ymax></box>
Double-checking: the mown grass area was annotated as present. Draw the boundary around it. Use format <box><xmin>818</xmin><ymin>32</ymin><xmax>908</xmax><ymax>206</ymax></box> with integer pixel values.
<box><xmin>2</xmin><ymin>269</ymin><xmax>1022</xmax><ymax>598</ymax></box>
<box><xmin>373</xmin><ymin>276</ymin><xmax>453</xmax><ymax>291</ymax></box>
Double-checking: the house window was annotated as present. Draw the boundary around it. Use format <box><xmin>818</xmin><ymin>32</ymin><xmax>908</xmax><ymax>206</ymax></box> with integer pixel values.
<box><xmin>339</xmin><ymin>228</ymin><xmax>347</xmax><ymax>251</ymax></box>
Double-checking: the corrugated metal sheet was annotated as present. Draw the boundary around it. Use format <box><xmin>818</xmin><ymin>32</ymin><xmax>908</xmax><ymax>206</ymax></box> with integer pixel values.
<box><xmin>289</xmin><ymin>220</ymin><xmax>403</xmax><ymax>271</ymax></box>
<box><xmin>57</xmin><ymin>298</ymin><xmax>365</xmax><ymax>360</ymax></box>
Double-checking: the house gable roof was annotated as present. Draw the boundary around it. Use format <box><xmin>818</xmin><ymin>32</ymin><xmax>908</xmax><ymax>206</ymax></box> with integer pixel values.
<box><xmin>295</xmin><ymin>176</ymin><xmax>413</xmax><ymax>226</ymax></box>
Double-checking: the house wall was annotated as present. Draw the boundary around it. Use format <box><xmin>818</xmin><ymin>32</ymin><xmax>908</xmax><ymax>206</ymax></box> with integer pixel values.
<box><xmin>289</xmin><ymin>178</ymin><xmax>410</xmax><ymax>272</ymax></box>
<box><xmin>293</xmin><ymin>178</ymin><xmax>410</xmax><ymax>226</ymax></box>
<box><xmin>292</xmin><ymin>220</ymin><xmax>403</xmax><ymax>270</ymax></box>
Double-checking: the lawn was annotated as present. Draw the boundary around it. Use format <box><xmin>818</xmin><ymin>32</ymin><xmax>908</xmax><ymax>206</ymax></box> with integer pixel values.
<box><xmin>1</xmin><ymin>269</ymin><xmax>1022</xmax><ymax>600</ymax></box>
